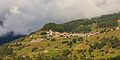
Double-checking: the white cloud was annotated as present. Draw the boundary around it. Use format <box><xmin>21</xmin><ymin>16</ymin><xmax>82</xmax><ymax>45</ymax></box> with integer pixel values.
<box><xmin>10</xmin><ymin>6</ymin><xmax>19</xmax><ymax>14</ymax></box>
<box><xmin>0</xmin><ymin>0</ymin><xmax>120</xmax><ymax>35</ymax></box>
<box><xmin>0</xmin><ymin>27</ymin><xmax>9</xmax><ymax>35</ymax></box>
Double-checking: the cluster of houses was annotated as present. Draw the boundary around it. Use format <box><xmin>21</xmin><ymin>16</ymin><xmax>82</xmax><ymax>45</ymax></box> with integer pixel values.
<box><xmin>29</xmin><ymin>29</ymin><xmax>100</xmax><ymax>43</ymax></box>
<box><xmin>29</xmin><ymin>32</ymin><xmax>44</xmax><ymax>43</ymax></box>
<box><xmin>45</xmin><ymin>27</ymin><xmax>120</xmax><ymax>39</ymax></box>
<box><xmin>29</xmin><ymin>26</ymin><xmax>120</xmax><ymax>43</ymax></box>
<box><xmin>46</xmin><ymin>30</ymin><xmax>99</xmax><ymax>39</ymax></box>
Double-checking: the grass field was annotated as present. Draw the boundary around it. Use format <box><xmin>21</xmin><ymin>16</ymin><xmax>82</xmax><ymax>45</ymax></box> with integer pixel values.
<box><xmin>5</xmin><ymin>27</ymin><xmax>119</xmax><ymax>60</ymax></box>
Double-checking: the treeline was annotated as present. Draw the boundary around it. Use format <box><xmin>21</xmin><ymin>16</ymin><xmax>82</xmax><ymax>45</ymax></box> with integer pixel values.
<box><xmin>91</xmin><ymin>13</ymin><xmax>120</xmax><ymax>28</ymax></box>
<box><xmin>41</xmin><ymin>12</ymin><xmax>120</xmax><ymax>32</ymax></box>
<box><xmin>41</xmin><ymin>19</ymin><xmax>93</xmax><ymax>33</ymax></box>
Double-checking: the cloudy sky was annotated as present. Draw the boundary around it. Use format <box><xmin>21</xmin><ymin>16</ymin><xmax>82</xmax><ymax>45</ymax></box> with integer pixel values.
<box><xmin>0</xmin><ymin>0</ymin><xmax>120</xmax><ymax>35</ymax></box>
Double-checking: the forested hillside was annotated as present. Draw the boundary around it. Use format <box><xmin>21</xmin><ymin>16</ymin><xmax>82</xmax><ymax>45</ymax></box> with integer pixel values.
<box><xmin>41</xmin><ymin>13</ymin><xmax>120</xmax><ymax>33</ymax></box>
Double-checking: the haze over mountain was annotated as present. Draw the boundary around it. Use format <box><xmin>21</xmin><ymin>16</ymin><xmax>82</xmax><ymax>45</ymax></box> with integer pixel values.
<box><xmin>0</xmin><ymin>0</ymin><xmax>120</xmax><ymax>35</ymax></box>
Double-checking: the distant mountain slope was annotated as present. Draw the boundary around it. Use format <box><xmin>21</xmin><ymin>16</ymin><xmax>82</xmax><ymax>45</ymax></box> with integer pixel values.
<box><xmin>0</xmin><ymin>31</ymin><xmax>24</xmax><ymax>45</ymax></box>
<box><xmin>0</xmin><ymin>15</ymin><xmax>25</xmax><ymax>45</ymax></box>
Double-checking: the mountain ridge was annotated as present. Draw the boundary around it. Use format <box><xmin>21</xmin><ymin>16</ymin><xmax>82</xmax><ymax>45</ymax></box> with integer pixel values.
<box><xmin>41</xmin><ymin>12</ymin><xmax>120</xmax><ymax>32</ymax></box>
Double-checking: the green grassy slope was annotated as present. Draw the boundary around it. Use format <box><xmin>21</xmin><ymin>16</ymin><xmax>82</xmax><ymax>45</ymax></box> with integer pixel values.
<box><xmin>1</xmin><ymin>13</ymin><xmax>120</xmax><ymax>60</ymax></box>
<box><xmin>1</xmin><ymin>26</ymin><xmax>119</xmax><ymax>60</ymax></box>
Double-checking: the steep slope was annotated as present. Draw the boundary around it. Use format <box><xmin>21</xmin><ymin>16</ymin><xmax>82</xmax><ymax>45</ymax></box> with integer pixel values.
<box><xmin>0</xmin><ymin>13</ymin><xmax>120</xmax><ymax>60</ymax></box>
<box><xmin>1</xmin><ymin>26</ymin><xmax>120</xmax><ymax>60</ymax></box>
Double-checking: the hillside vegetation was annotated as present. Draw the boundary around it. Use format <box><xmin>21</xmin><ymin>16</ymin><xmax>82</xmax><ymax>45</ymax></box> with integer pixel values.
<box><xmin>0</xmin><ymin>13</ymin><xmax>120</xmax><ymax>60</ymax></box>
<box><xmin>41</xmin><ymin>13</ymin><xmax>120</xmax><ymax>32</ymax></box>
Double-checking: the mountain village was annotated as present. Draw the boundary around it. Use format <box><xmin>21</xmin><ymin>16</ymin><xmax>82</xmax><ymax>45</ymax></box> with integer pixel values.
<box><xmin>29</xmin><ymin>26</ymin><xmax>120</xmax><ymax>43</ymax></box>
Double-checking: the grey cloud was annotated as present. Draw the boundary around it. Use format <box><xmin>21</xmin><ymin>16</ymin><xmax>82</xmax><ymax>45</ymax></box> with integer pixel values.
<box><xmin>0</xmin><ymin>0</ymin><xmax>120</xmax><ymax>35</ymax></box>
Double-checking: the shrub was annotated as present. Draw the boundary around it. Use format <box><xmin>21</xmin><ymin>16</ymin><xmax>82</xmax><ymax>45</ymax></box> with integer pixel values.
<box><xmin>72</xmin><ymin>38</ymin><xmax>77</xmax><ymax>43</ymax></box>
<box><xmin>62</xmin><ymin>41</ymin><xmax>68</xmax><ymax>44</ymax></box>
<box><xmin>62</xmin><ymin>49</ymin><xmax>71</xmax><ymax>56</ymax></box>
<box><xmin>67</xmin><ymin>41</ymin><xmax>73</xmax><ymax>48</ymax></box>
<box><xmin>32</xmin><ymin>47</ymin><xmax>38</xmax><ymax>52</ymax></box>
<box><xmin>51</xmin><ymin>38</ymin><xmax>56</xmax><ymax>41</ymax></box>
